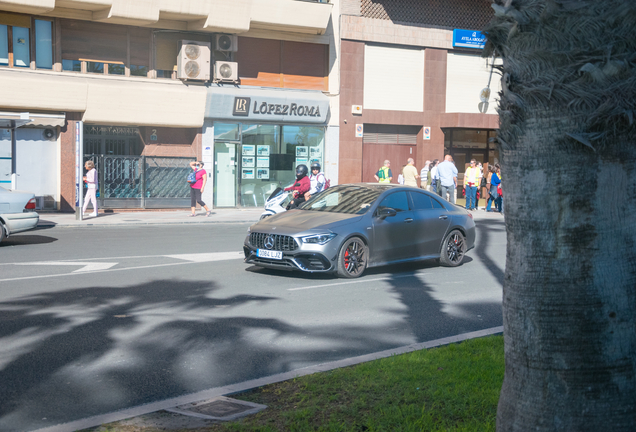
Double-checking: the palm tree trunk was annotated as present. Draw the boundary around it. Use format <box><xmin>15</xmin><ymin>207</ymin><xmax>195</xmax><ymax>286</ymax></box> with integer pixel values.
<box><xmin>485</xmin><ymin>1</ymin><xmax>636</xmax><ymax>430</ymax></box>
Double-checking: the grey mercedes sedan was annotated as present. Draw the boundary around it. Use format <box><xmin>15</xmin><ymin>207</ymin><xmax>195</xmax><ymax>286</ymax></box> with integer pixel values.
<box><xmin>243</xmin><ymin>183</ymin><xmax>475</xmax><ymax>278</ymax></box>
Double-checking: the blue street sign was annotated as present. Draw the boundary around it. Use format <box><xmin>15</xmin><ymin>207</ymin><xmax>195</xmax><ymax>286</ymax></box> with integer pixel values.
<box><xmin>453</xmin><ymin>29</ymin><xmax>486</xmax><ymax>49</ymax></box>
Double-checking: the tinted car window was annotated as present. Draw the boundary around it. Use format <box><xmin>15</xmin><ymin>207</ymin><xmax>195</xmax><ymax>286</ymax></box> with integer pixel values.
<box><xmin>378</xmin><ymin>192</ymin><xmax>409</xmax><ymax>212</ymax></box>
<box><xmin>300</xmin><ymin>185</ymin><xmax>383</xmax><ymax>214</ymax></box>
<box><xmin>431</xmin><ymin>196</ymin><xmax>444</xmax><ymax>209</ymax></box>
<box><xmin>409</xmin><ymin>192</ymin><xmax>433</xmax><ymax>210</ymax></box>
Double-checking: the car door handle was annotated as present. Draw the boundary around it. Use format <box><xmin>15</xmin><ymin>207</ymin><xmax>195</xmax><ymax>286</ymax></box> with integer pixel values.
<box><xmin>404</xmin><ymin>218</ymin><xmax>413</xmax><ymax>223</ymax></box>
<box><xmin>439</xmin><ymin>215</ymin><xmax>448</xmax><ymax>220</ymax></box>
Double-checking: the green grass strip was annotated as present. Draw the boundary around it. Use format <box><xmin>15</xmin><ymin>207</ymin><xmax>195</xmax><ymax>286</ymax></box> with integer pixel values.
<box><xmin>216</xmin><ymin>335</ymin><xmax>504</xmax><ymax>432</ymax></box>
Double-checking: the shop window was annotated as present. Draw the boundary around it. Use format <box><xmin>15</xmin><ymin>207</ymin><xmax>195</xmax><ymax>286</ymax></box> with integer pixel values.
<box><xmin>215</xmin><ymin>123</ymin><xmax>240</xmax><ymax>141</ymax></box>
<box><xmin>282</xmin><ymin>125</ymin><xmax>325</xmax><ymax>166</ymax></box>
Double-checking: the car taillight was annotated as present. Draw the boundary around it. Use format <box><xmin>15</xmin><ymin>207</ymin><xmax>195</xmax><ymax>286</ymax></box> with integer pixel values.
<box><xmin>467</xmin><ymin>212</ymin><xmax>473</xmax><ymax>219</ymax></box>
<box><xmin>24</xmin><ymin>198</ymin><xmax>36</xmax><ymax>210</ymax></box>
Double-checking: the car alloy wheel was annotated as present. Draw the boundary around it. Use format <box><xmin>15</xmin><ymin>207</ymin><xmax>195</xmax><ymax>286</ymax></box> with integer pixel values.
<box><xmin>440</xmin><ymin>229</ymin><xmax>466</xmax><ymax>267</ymax></box>
<box><xmin>337</xmin><ymin>237</ymin><xmax>367</xmax><ymax>278</ymax></box>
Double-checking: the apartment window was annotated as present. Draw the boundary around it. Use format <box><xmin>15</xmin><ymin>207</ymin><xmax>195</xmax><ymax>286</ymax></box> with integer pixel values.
<box><xmin>0</xmin><ymin>15</ymin><xmax>53</xmax><ymax>69</ymax></box>
<box><xmin>130</xmin><ymin>64</ymin><xmax>148</xmax><ymax>76</ymax></box>
<box><xmin>62</xmin><ymin>59</ymin><xmax>81</xmax><ymax>71</ymax></box>
<box><xmin>61</xmin><ymin>19</ymin><xmax>150</xmax><ymax>78</ymax></box>
<box><xmin>0</xmin><ymin>25</ymin><xmax>8</xmax><ymax>65</ymax></box>
<box><xmin>34</xmin><ymin>19</ymin><xmax>52</xmax><ymax>69</ymax></box>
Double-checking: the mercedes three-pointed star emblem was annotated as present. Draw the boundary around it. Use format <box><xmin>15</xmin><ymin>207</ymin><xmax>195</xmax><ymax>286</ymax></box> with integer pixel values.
<box><xmin>264</xmin><ymin>235</ymin><xmax>275</xmax><ymax>250</ymax></box>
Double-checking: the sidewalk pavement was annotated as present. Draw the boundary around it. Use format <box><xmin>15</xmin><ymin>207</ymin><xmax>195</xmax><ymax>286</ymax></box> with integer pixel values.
<box><xmin>37</xmin><ymin>208</ymin><xmax>265</xmax><ymax>228</ymax></box>
<box><xmin>37</xmin><ymin>206</ymin><xmax>503</xmax><ymax>229</ymax></box>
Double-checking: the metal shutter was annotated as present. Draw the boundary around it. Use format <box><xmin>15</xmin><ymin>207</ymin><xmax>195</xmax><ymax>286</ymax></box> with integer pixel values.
<box><xmin>445</xmin><ymin>52</ymin><xmax>502</xmax><ymax>114</ymax></box>
<box><xmin>363</xmin><ymin>44</ymin><xmax>424</xmax><ymax>112</ymax></box>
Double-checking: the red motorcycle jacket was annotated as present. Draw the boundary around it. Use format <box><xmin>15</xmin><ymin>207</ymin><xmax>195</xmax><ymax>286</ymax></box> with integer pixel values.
<box><xmin>284</xmin><ymin>176</ymin><xmax>310</xmax><ymax>198</ymax></box>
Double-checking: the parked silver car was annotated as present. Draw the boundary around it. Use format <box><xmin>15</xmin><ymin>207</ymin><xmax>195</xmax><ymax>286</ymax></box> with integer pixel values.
<box><xmin>0</xmin><ymin>186</ymin><xmax>39</xmax><ymax>243</ymax></box>
<box><xmin>244</xmin><ymin>183</ymin><xmax>475</xmax><ymax>278</ymax></box>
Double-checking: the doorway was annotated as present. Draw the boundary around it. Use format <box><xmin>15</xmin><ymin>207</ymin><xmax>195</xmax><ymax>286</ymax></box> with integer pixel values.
<box><xmin>214</xmin><ymin>142</ymin><xmax>237</xmax><ymax>207</ymax></box>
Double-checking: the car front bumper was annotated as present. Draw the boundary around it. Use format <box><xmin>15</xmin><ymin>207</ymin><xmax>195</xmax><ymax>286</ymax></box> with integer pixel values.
<box><xmin>243</xmin><ymin>233</ymin><xmax>339</xmax><ymax>273</ymax></box>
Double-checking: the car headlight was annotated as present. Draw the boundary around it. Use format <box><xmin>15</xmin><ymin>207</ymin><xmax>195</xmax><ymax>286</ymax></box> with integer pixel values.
<box><xmin>301</xmin><ymin>233</ymin><xmax>336</xmax><ymax>245</ymax></box>
<box><xmin>247</xmin><ymin>226</ymin><xmax>251</xmax><ymax>233</ymax></box>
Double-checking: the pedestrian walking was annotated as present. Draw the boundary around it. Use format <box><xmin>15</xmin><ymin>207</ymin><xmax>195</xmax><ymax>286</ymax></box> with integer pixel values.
<box><xmin>374</xmin><ymin>160</ymin><xmax>393</xmax><ymax>183</ymax></box>
<box><xmin>420</xmin><ymin>160</ymin><xmax>431</xmax><ymax>189</ymax></box>
<box><xmin>463</xmin><ymin>159</ymin><xmax>480</xmax><ymax>210</ymax></box>
<box><xmin>403</xmin><ymin>158</ymin><xmax>419</xmax><ymax>187</ymax></box>
<box><xmin>486</xmin><ymin>165</ymin><xmax>500</xmax><ymax>212</ymax></box>
<box><xmin>82</xmin><ymin>160</ymin><xmax>98</xmax><ymax>217</ymax></box>
<box><xmin>429</xmin><ymin>159</ymin><xmax>440</xmax><ymax>193</ymax></box>
<box><xmin>436</xmin><ymin>155</ymin><xmax>458</xmax><ymax>203</ymax></box>
<box><xmin>189</xmin><ymin>161</ymin><xmax>211</xmax><ymax>217</ymax></box>
<box><xmin>495</xmin><ymin>164</ymin><xmax>503</xmax><ymax>213</ymax></box>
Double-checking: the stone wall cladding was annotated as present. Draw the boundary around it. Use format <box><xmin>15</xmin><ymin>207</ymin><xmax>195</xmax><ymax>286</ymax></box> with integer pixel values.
<box><xmin>341</xmin><ymin>16</ymin><xmax>453</xmax><ymax>49</ymax></box>
<box><xmin>341</xmin><ymin>0</ymin><xmax>362</xmax><ymax>16</ymax></box>
<box><xmin>361</xmin><ymin>0</ymin><xmax>492</xmax><ymax>30</ymax></box>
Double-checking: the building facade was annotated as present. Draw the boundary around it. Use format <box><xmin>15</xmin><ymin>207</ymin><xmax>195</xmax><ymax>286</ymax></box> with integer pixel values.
<box><xmin>0</xmin><ymin>0</ymin><xmax>339</xmax><ymax>211</ymax></box>
<box><xmin>338</xmin><ymin>0</ymin><xmax>499</xmax><ymax>187</ymax></box>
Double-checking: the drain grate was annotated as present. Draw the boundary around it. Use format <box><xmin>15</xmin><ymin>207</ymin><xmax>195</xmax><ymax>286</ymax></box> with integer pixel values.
<box><xmin>166</xmin><ymin>396</ymin><xmax>267</xmax><ymax>421</ymax></box>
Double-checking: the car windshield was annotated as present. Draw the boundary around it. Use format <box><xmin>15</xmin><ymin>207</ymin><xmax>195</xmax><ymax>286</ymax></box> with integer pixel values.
<box><xmin>298</xmin><ymin>185</ymin><xmax>384</xmax><ymax>214</ymax></box>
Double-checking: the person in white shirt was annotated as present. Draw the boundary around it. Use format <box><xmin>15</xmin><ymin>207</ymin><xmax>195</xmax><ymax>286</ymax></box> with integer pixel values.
<box><xmin>304</xmin><ymin>162</ymin><xmax>327</xmax><ymax>200</ymax></box>
<box><xmin>82</xmin><ymin>160</ymin><xmax>98</xmax><ymax>217</ymax></box>
<box><xmin>420</xmin><ymin>160</ymin><xmax>431</xmax><ymax>189</ymax></box>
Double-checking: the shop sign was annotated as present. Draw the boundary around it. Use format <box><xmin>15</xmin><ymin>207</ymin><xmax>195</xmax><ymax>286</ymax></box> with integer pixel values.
<box><xmin>233</xmin><ymin>97</ymin><xmax>323</xmax><ymax>119</ymax></box>
<box><xmin>453</xmin><ymin>29</ymin><xmax>486</xmax><ymax>49</ymax></box>
<box><xmin>205</xmin><ymin>87</ymin><xmax>329</xmax><ymax>124</ymax></box>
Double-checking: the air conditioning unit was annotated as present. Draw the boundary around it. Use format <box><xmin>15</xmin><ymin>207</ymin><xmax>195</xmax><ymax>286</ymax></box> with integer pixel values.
<box><xmin>177</xmin><ymin>40</ymin><xmax>211</xmax><ymax>81</ymax></box>
<box><xmin>215</xmin><ymin>34</ymin><xmax>238</xmax><ymax>52</ymax></box>
<box><xmin>214</xmin><ymin>61</ymin><xmax>239</xmax><ymax>83</ymax></box>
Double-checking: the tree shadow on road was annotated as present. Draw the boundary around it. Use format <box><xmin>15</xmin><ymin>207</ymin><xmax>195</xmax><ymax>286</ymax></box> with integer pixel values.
<box><xmin>0</xmin><ymin>216</ymin><xmax>507</xmax><ymax>431</ymax></box>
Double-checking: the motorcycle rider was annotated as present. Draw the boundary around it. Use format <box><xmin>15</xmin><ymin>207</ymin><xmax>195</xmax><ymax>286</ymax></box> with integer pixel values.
<box><xmin>304</xmin><ymin>162</ymin><xmax>326</xmax><ymax>201</ymax></box>
<box><xmin>285</xmin><ymin>164</ymin><xmax>310</xmax><ymax>209</ymax></box>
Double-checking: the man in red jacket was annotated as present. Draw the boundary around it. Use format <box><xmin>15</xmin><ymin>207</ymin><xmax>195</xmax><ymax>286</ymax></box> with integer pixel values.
<box><xmin>285</xmin><ymin>164</ymin><xmax>310</xmax><ymax>209</ymax></box>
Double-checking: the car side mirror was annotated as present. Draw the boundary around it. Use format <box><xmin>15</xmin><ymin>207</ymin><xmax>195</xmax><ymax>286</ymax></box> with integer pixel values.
<box><xmin>377</xmin><ymin>208</ymin><xmax>397</xmax><ymax>219</ymax></box>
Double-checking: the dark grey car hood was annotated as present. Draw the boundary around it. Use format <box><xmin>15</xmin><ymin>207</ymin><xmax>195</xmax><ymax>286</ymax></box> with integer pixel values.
<box><xmin>253</xmin><ymin>210</ymin><xmax>363</xmax><ymax>235</ymax></box>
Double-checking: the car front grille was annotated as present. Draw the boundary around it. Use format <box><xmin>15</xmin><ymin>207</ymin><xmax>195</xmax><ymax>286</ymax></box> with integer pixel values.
<box><xmin>250</xmin><ymin>232</ymin><xmax>298</xmax><ymax>251</ymax></box>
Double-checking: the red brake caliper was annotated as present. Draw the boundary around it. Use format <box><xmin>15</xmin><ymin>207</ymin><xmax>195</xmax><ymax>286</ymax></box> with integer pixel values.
<box><xmin>344</xmin><ymin>249</ymin><xmax>350</xmax><ymax>266</ymax></box>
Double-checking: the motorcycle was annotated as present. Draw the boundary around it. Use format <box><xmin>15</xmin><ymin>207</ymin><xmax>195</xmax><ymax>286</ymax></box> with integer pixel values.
<box><xmin>260</xmin><ymin>186</ymin><xmax>294</xmax><ymax>220</ymax></box>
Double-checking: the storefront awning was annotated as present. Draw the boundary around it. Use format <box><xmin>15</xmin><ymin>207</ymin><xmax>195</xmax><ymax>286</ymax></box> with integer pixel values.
<box><xmin>205</xmin><ymin>85</ymin><xmax>330</xmax><ymax>125</ymax></box>
<box><xmin>0</xmin><ymin>111</ymin><xmax>66</xmax><ymax>128</ymax></box>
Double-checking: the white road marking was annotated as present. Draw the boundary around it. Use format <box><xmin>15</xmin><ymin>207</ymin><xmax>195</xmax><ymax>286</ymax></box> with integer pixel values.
<box><xmin>0</xmin><ymin>252</ymin><xmax>244</xmax><ymax>283</ymax></box>
<box><xmin>15</xmin><ymin>261</ymin><xmax>118</xmax><ymax>273</ymax></box>
<box><xmin>288</xmin><ymin>273</ymin><xmax>429</xmax><ymax>291</ymax></box>
<box><xmin>163</xmin><ymin>252</ymin><xmax>243</xmax><ymax>262</ymax></box>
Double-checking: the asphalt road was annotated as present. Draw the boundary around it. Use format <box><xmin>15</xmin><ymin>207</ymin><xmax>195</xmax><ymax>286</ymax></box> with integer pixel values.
<box><xmin>0</xmin><ymin>218</ymin><xmax>506</xmax><ymax>431</ymax></box>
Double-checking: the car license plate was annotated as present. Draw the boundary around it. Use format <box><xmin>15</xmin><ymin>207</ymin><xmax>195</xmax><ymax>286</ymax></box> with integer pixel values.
<box><xmin>257</xmin><ymin>249</ymin><xmax>283</xmax><ymax>260</ymax></box>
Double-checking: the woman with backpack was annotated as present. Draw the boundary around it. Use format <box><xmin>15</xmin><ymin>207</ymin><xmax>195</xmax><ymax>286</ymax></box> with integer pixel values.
<box><xmin>304</xmin><ymin>162</ymin><xmax>328</xmax><ymax>201</ymax></box>
<box><xmin>188</xmin><ymin>160</ymin><xmax>211</xmax><ymax>217</ymax></box>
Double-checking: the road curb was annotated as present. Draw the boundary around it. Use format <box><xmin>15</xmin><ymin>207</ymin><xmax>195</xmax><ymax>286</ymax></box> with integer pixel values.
<box><xmin>32</xmin><ymin>326</ymin><xmax>503</xmax><ymax>432</ymax></box>
<box><xmin>36</xmin><ymin>220</ymin><xmax>258</xmax><ymax>228</ymax></box>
